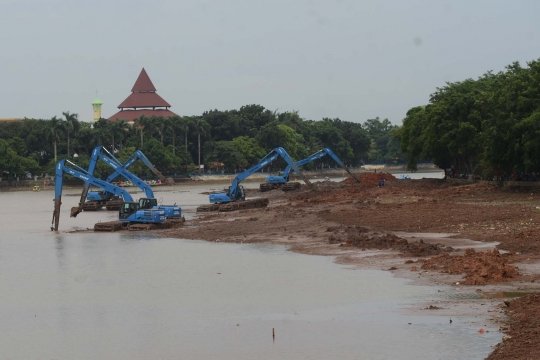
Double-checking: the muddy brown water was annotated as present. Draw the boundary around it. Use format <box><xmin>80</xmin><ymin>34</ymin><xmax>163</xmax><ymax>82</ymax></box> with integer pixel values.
<box><xmin>0</xmin><ymin>183</ymin><xmax>500</xmax><ymax>359</ymax></box>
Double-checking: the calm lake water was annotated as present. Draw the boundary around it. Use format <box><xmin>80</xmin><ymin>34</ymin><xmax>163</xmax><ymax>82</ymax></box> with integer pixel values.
<box><xmin>0</xmin><ymin>181</ymin><xmax>499</xmax><ymax>360</ymax></box>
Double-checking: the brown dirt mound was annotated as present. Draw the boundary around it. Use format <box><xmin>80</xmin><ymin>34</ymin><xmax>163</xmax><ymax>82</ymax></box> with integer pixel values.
<box><xmin>327</xmin><ymin>226</ymin><xmax>452</xmax><ymax>256</ymax></box>
<box><xmin>420</xmin><ymin>248</ymin><xmax>518</xmax><ymax>285</ymax></box>
<box><xmin>486</xmin><ymin>294</ymin><xmax>540</xmax><ymax>360</ymax></box>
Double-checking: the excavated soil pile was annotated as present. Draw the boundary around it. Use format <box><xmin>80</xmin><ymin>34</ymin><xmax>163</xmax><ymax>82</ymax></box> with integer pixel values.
<box><xmin>420</xmin><ymin>248</ymin><xmax>518</xmax><ymax>285</ymax></box>
<box><xmin>327</xmin><ymin>225</ymin><xmax>452</xmax><ymax>256</ymax></box>
<box><xmin>486</xmin><ymin>294</ymin><xmax>540</xmax><ymax>360</ymax></box>
<box><xmin>342</xmin><ymin>172</ymin><xmax>397</xmax><ymax>184</ymax></box>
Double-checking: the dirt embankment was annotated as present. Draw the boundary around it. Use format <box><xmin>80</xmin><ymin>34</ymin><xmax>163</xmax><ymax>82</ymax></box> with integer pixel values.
<box><xmin>159</xmin><ymin>173</ymin><xmax>540</xmax><ymax>359</ymax></box>
<box><xmin>486</xmin><ymin>294</ymin><xmax>540</xmax><ymax>360</ymax></box>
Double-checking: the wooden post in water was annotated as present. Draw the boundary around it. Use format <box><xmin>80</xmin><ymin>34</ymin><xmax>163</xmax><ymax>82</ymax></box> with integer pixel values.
<box><xmin>272</xmin><ymin>328</ymin><xmax>275</xmax><ymax>340</ymax></box>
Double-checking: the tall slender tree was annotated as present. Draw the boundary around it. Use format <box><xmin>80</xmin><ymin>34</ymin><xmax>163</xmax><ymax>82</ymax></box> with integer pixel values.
<box><xmin>155</xmin><ymin>116</ymin><xmax>167</xmax><ymax>143</ymax></box>
<box><xmin>179</xmin><ymin>117</ymin><xmax>192</xmax><ymax>158</ymax></box>
<box><xmin>134</xmin><ymin>115</ymin><xmax>147</xmax><ymax>147</ymax></box>
<box><xmin>110</xmin><ymin>120</ymin><xmax>130</xmax><ymax>151</ymax></box>
<box><xmin>142</xmin><ymin>116</ymin><xmax>159</xmax><ymax>143</ymax></box>
<box><xmin>167</xmin><ymin>115</ymin><xmax>182</xmax><ymax>155</ymax></box>
<box><xmin>191</xmin><ymin>117</ymin><xmax>211</xmax><ymax>173</ymax></box>
<box><xmin>62</xmin><ymin>111</ymin><xmax>80</xmax><ymax>158</ymax></box>
<box><xmin>47</xmin><ymin>116</ymin><xmax>64</xmax><ymax>163</ymax></box>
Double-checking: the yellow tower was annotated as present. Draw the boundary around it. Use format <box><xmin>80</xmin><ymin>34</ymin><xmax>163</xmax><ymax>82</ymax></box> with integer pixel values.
<box><xmin>92</xmin><ymin>97</ymin><xmax>103</xmax><ymax>122</ymax></box>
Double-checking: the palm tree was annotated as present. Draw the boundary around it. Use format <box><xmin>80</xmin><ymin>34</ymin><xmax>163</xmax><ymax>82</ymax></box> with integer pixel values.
<box><xmin>176</xmin><ymin>116</ymin><xmax>192</xmax><ymax>161</ymax></box>
<box><xmin>62</xmin><ymin>111</ymin><xmax>80</xmax><ymax>158</ymax></box>
<box><xmin>155</xmin><ymin>116</ymin><xmax>167</xmax><ymax>143</ymax></box>
<box><xmin>47</xmin><ymin>116</ymin><xmax>64</xmax><ymax>163</ymax></box>
<box><xmin>166</xmin><ymin>115</ymin><xmax>182</xmax><ymax>155</ymax></box>
<box><xmin>134</xmin><ymin>115</ymin><xmax>147</xmax><ymax>147</ymax></box>
<box><xmin>110</xmin><ymin>120</ymin><xmax>130</xmax><ymax>151</ymax></box>
<box><xmin>191</xmin><ymin>117</ymin><xmax>211</xmax><ymax>173</ymax></box>
<box><xmin>144</xmin><ymin>116</ymin><xmax>159</xmax><ymax>142</ymax></box>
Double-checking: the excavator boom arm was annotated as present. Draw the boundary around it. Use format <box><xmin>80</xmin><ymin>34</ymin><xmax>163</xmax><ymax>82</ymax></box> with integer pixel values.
<box><xmin>229</xmin><ymin>147</ymin><xmax>311</xmax><ymax>199</ymax></box>
<box><xmin>280</xmin><ymin>148</ymin><xmax>360</xmax><ymax>183</ymax></box>
<box><xmin>106</xmin><ymin>150</ymin><xmax>166</xmax><ymax>183</ymax></box>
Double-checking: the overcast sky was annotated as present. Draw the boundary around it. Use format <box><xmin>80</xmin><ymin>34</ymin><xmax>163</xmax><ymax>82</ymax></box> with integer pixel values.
<box><xmin>1</xmin><ymin>0</ymin><xmax>539</xmax><ymax>124</ymax></box>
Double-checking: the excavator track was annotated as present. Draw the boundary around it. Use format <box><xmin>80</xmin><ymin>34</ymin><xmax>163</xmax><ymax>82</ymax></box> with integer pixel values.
<box><xmin>94</xmin><ymin>221</ymin><xmax>128</xmax><ymax>232</ymax></box>
<box><xmin>281</xmin><ymin>182</ymin><xmax>301</xmax><ymax>191</ymax></box>
<box><xmin>196</xmin><ymin>204</ymin><xmax>221</xmax><ymax>212</ymax></box>
<box><xmin>169</xmin><ymin>217</ymin><xmax>186</xmax><ymax>225</ymax></box>
<box><xmin>259</xmin><ymin>183</ymin><xmax>281</xmax><ymax>192</ymax></box>
<box><xmin>128</xmin><ymin>223</ymin><xmax>156</xmax><ymax>231</ymax></box>
<box><xmin>128</xmin><ymin>220</ymin><xmax>173</xmax><ymax>231</ymax></box>
<box><xmin>105</xmin><ymin>199</ymin><xmax>124</xmax><ymax>211</ymax></box>
<box><xmin>82</xmin><ymin>201</ymin><xmax>102</xmax><ymax>211</ymax></box>
<box><xmin>196</xmin><ymin>198</ymin><xmax>269</xmax><ymax>212</ymax></box>
<box><xmin>94</xmin><ymin>218</ymin><xmax>180</xmax><ymax>232</ymax></box>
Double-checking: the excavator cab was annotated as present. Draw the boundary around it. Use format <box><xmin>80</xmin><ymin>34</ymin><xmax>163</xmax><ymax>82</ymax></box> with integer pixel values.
<box><xmin>138</xmin><ymin>198</ymin><xmax>158</xmax><ymax>210</ymax></box>
<box><xmin>227</xmin><ymin>185</ymin><xmax>245</xmax><ymax>201</ymax></box>
<box><xmin>119</xmin><ymin>202</ymin><xmax>140</xmax><ymax>219</ymax></box>
<box><xmin>238</xmin><ymin>185</ymin><xmax>245</xmax><ymax>201</ymax></box>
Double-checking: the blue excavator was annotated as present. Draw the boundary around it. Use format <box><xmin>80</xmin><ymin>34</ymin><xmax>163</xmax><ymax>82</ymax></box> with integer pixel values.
<box><xmin>259</xmin><ymin>147</ymin><xmax>360</xmax><ymax>192</ymax></box>
<box><xmin>52</xmin><ymin>159</ymin><xmax>166</xmax><ymax>231</ymax></box>
<box><xmin>71</xmin><ymin>146</ymin><xmax>181</xmax><ymax>220</ymax></box>
<box><xmin>197</xmin><ymin>147</ymin><xmax>311</xmax><ymax>212</ymax></box>
<box><xmin>82</xmin><ymin>149</ymin><xmax>172</xmax><ymax>211</ymax></box>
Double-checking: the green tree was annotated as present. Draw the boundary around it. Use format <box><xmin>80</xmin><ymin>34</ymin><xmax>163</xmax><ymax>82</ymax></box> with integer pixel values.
<box><xmin>309</xmin><ymin>119</ymin><xmax>352</xmax><ymax>162</ymax></box>
<box><xmin>141</xmin><ymin>138</ymin><xmax>181</xmax><ymax>173</ymax></box>
<box><xmin>231</xmin><ymin>136</ymin><xmax>267</xmax><ymax>165</ymax></box>
<box><xmin>0</xmin><ymin>139</ymin><xmax>40</xmax><ymax>178</ymax></box>
<box><xmin>8</xmin><ymin>137</ymin><xmax>26</xmax><ymax>156</ymax></box>
<box><xmin>204</xmin><ymin>141</ymin><xmax>246</xmax><ymax>171</ymax></box>
<box><xmin>93</xmin><ymin>118</ymin><xmax>113</xmax><ymax>150</ymax></box>
<box><xmin>256</xmin><ymin>121</ymin><xmax>307</xmax><ymax>160</ymax></box>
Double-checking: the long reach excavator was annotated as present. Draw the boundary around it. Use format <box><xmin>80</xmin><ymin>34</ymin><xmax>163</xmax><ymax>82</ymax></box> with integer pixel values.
<box><xmin>260</xmin><ymin>147</ymin><xmax>360</xmax><ymax>192</ymax></box>
<box><xmin>51</xmin><ymin>160</ymin><xmax>167</xmax><ymax>231</ymax></box>
<box><xmin>197</xmin><ymin>147</ymin><xmax>311</xmax><ymax>212</ymax></box>
<box><xmin>82</xmin><ymin>149</ymin><xmax>173</xmax><ymax>212</ymax></box>
<box><xmin>70</xmin><ymin>146</ymin><xmax>181</xmax><ymax>220</ymax></box>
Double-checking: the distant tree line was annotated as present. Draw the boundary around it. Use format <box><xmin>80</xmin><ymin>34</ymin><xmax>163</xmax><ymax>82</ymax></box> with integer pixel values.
<box><xmin>0</xmin><ymin>104</ymin><xmax>404</xmax><ymax>180</ymax></box>
<box><xmin>397</xmin><ymin>58</ymin><xmax>540</xmax><ymax>179</ymax></box>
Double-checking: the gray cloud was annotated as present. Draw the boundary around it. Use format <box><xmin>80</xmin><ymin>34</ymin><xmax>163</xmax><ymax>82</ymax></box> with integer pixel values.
<box><xmin>1</xmin><ymin>0</ymin><xmax>539</xmax><ymax>125</ymax></box>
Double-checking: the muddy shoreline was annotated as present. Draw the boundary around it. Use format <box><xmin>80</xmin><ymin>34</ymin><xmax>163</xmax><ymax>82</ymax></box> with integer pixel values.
<box><xmin>155</xmin><ymin>176</ymin><xmax>540</xmax><ymax>359</ymax></box>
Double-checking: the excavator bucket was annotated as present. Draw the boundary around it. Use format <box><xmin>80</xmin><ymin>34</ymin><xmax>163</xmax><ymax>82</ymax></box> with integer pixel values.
<box><xmin>70</xmin><ymin>206</ymin><xmax>81</xmax><ymax>218</ymax></box>
<box><xmin>343</xmin><ymin>165</ymin><xmax>360</xmax><ymax>183</ymax></box>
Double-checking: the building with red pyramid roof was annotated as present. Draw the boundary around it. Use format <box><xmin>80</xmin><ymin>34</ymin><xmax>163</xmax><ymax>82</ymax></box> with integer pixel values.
<box><xmin>108</xmin><ymin>68</ymin><xmax>177</xmax><ymax>123</ymax></box>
